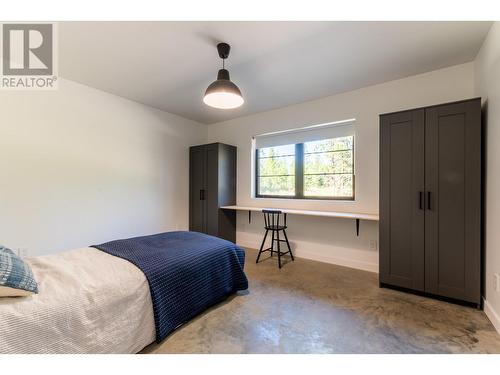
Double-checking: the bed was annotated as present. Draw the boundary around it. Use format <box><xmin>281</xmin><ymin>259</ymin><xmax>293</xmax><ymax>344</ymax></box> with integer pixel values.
<box><xmin>0</xmin><ymin>231</ymin><xmax>248</xmax><ymax>354</ymax></box>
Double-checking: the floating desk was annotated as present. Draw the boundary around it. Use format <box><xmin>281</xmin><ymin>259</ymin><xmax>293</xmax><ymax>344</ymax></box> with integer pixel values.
<box><xmin>220</xmin><ymin>205</ymin><xmax>379</xmax><ymax>236</ymax></box>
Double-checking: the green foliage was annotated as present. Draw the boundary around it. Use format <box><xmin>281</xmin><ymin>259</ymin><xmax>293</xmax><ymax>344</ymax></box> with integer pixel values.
<box><xmin>304</xmin><ymin>174</ymin><xmax>353</xmax><ymax>197</ymax></box>
<box><xmin>258</xmin><ymin>144</ymin><xmax>295</xmax><ymax>195</ymax></box>
<box><xmin>258</xmin><ymin>136</ymin><xmax>354</xmax><ymax>198</ymax></box>
<box><xmin>304</xmin><ymin>136</ymin><xmax>353</xmax><ymax>153</ymax></box>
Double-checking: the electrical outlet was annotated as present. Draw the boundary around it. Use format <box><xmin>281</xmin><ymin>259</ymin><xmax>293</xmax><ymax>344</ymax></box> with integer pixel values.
<box><xmin>369</xmin><ymin>240</ymin><xmax>378</xmax><ymax>251</ymax></box>
<box><xmin>494</xmin><ymin>273</ymin><xmax>500</xmax><ymax>293</ymax></box>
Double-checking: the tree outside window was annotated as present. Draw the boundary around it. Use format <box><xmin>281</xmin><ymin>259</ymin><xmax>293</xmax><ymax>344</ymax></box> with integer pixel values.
<box><xmin>256</xmin><ymin>136</ymin><xmax>354</xmax><ymax>200</ymax></box>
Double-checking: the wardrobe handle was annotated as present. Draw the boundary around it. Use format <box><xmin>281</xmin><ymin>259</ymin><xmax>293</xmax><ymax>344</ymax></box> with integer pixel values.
<box><xmin>427</xmin><ymin>191</ymin><xmax>431</xmax><ymax>210</ymax></box>
<box><xmin>199</xmin><ymin>189</ymin><xmax>205</xmax><ymax>201</ymax></box>
<box><xmin>419</xmin><ymin>191</ymin><xmax>424</xmax><ymax>210</ymax></box>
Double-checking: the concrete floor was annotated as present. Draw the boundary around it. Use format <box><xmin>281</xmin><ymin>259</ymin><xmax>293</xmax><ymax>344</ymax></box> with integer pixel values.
<box><xmin>142</xmin><ymin>248</ymin><xmax>500</xmax><ymax>354</ymax></box>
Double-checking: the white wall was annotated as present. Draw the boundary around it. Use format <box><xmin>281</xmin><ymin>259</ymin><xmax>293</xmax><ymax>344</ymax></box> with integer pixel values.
<box><xmin>474</xmin><ymin>22</ymin><xmax>500</xmax><ymax>333</ymax></box>
<box><xmin>208</xmin><ymin>63</ymin><xmax>475</xmax><ymax>272</ymax></box>
<box><xmin>0</xmin><ymin>78</ymin><xmax>207</xmax><ymax>256</ymax></box>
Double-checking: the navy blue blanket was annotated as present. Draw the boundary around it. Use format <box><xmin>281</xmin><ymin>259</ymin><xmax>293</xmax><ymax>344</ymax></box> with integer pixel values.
<box><xmin>93</xmin><ymin>231</ymin><xmax>248</xmax><ymax>342</ymax></box>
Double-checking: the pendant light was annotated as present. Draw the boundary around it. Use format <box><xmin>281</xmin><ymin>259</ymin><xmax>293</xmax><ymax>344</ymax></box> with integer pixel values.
<box><xmin>203</xmin><ymin>42</ymin><xmax>244</xmax><ymax>109</ymax></box>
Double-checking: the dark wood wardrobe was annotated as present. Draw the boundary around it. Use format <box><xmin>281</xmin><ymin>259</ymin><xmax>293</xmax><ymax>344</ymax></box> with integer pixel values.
<box><xmin>189</xmin><ymin>143</ymin><xmax>237</xmax><ymax>242</ymax></box>
<box><xmin>379</xmin><ymin>98</ymin><xmax>482</xmax><ymax>307</ymax></box>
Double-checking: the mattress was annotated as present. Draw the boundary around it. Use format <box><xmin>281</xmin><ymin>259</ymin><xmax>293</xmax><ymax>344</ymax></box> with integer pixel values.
<box><xmin>0</xmin><ymin>247</ymin><xmax>155</xmax><ymax>354</ymax></box>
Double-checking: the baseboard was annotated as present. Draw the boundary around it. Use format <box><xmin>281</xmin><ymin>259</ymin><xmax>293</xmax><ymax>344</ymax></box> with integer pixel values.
<box><xmin>237</xmin><ymin>239</ymin><xmax>378</xmax><ymax>274</ymax></box>
<box><xmin>296</xmin><ymin>248</ymin><xmax>378</xmax><ymax>273</ymax></box>
<box><xmin>483</xmin><ymin>298</ymin><xmax>500</xmax><ymax>334</ymax></box>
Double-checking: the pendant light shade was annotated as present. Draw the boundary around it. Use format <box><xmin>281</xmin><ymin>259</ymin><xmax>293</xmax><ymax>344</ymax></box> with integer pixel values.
<box><xmin>203</xmin><ymin>43</ymin><xmax>244</xmax><ymax>109</ymax></box>
<box><xmin>203</xmin><ymin>68</ymin><xmax>244</xmax><ymax>109</ymax></box>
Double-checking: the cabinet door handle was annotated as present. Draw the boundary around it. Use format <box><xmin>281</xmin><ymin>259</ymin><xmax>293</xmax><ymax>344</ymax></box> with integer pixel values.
<box><xmin>427</xmin><ymin>191</ymin><xmax>431</xmax><ymax>210</ymax></box>
<box><xmin>199</xmin><ymin>189</ymin><xmax>205</xmax><ymax>200</ymax></box>
<box><xmin>419</xmin><ymin>191</ymin><xmax>424</xmax><ymax>210</ymax></box>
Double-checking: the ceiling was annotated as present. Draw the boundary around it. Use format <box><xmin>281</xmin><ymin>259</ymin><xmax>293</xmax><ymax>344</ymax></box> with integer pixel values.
<box><xmin>59</xmin><ymin>21</ymin><xmax>492</xmax><ymax>124</ymax></box>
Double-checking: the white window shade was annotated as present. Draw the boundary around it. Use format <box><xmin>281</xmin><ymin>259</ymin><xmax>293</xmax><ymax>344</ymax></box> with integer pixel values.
<box><xmin>254</xmin><ymin>120</ymin><xmax>355</xmax><ymax>149</ymax></box>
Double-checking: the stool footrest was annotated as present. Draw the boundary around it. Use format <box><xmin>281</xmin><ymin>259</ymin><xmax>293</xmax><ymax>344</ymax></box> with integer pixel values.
<box><xmin>257</xmin><ymin>248</ymin><xmax>293</xmax><ymax>256</ymax></box>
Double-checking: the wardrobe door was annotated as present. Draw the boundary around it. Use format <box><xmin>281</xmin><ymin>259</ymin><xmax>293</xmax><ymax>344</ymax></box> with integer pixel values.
<box><xmin>204</xmin><ymin>144</ymin><xmax>219</xmax><ymax>237</ymax></box>
<box><xmin>217</xmin><ymin>144</ymin><xmax>237</xmax><ymax>243</ymax></box>
<box><xmin>189</xmin><ymin>146</ymin><xmax>206</xmax><ymax>233</ymax></box>
<box><xmin>425</xmin><ymin>99</ymin><xmax>481</xmax><ymax>303</ymax></box>
<box><xmin>380</xmin><ymin>109</ymin><xmax>425</xmax><ymax>290</ymax></box>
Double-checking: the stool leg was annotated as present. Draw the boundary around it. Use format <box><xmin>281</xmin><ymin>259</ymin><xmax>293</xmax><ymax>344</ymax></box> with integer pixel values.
<box><xmin>283</xmin><ymin>229</ymin><xmax>294</xmax><ymax>261</ymax></box>
<box><xmin>270</xmin><ymin>229</ymin><xmax>275</xmax><ymax>257</ymax></box>
<box><xmin>256</xmin><ymin>229</ymin><xmax>268</xmax><ymax>263</ymax></box>
<box><xmin>276</xmin><ymin>229</ymin><xmax>282</xmax><ymax>269</ymax></box>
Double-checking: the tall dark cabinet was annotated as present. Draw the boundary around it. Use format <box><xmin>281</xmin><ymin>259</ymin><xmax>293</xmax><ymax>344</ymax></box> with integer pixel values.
<box><xmin>379</xmin><ymin>98</ymin><xmax>482</xmax><ymax>306</ymax></box>
<box><xmin>189</xmin><ymin>143</ymin><xmax>237</xmax><ymax>242</ymax></box>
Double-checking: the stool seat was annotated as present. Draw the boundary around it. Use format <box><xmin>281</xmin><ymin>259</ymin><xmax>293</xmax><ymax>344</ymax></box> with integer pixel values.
<box><xmin>264</xmin><ymin>225</ymin><xmax>287</xmax><ymax>230</ymax></box>
<box><xmin>256</xmin><ymin>209</ymin><xmax>294</xmax><ymax>269</ymax></box>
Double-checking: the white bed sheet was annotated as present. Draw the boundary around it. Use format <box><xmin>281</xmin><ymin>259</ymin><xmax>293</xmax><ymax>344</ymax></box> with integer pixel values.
<box><xmin>0</xmin><ymin>247</ymin><xmax>156</xmax><ymax>354</ymax></box>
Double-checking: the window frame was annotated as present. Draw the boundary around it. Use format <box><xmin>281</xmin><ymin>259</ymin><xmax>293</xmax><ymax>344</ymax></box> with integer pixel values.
<box><xmin>255</xmin><ymin>137</ymin><xmax>355</xmax><ymax>201</ymax></box>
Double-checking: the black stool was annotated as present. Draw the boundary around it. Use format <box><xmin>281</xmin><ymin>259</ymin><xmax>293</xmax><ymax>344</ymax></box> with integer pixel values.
<box><xmin>256</xmin><ymin>209</ymin><xmax>294</xmax><ymax>269</ymax></box>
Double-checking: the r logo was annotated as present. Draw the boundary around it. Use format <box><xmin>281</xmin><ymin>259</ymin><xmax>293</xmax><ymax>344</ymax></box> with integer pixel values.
<box><xmin>2</xmin><ymin>24</ymin><xmax>53</xmax><ymax>75</ymax></box>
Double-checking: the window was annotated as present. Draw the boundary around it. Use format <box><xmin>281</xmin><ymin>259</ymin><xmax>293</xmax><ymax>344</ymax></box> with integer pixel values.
<box><xmin>303</xmin><ymin>136</ymin><xmax>354</xmax><ymax>198</ymax></box>
<box><xmin>255</xmin><ymin>132</ymin><xmax>354</xmax><ymax>200</ymax></box>
<box><xmin>257</xmin><ymin>144</ymin><xmax>295</xmax><ymax>196</ymax></box>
